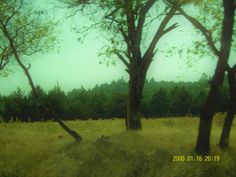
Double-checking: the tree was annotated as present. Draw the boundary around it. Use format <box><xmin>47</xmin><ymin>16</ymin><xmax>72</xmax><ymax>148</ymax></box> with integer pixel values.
<box><xmin>67</xmin><ymin>88</ymin><xmax>90</xmax><ymax>119</ymax></box>
<box><xmin>88</xmin><ymin>92</ymin><xmax>108</xmax><ymax>119</ymax></box>
<box><xmin>0</xmin><ymin>0</ymin><xmax>82</xmax><ymax>141</ymax></box>
<box><xmin>107</xmin><ymin>93</ymin><xmax>127</xmax><ymax>118</ymax></box>
<box><xmin>3</xmin><ymin>88</ymin><xmax>29</xmax><ymax>122</ymax></box>
<box><xmin>174</xmin><ymin>0</ymin><xmax>235</xmax><ymax>153</ymax></box>
<box><xmin>169</xmin><ymin>86</ymin><xmax>192</xmax><ymax>116</ymax></box>
<box><xmin>219</xmin><ymin>65</ymin><xmax>236</xmax><ymax>148</ymax></box>
<box><xmin>65</xmin><ymin>0</ymin><xmax>179</xmax><ymax>129</ymax></box>
<box><xmin>191</xmin><ymin>90</ymin><xmax>207</xmax><ymax>116</ymax></box>
<box><xmin>46</xmin><ymin>85</ymin><xmax>68</xmax><ymax>119</ymax></box>
<box><xmin>27</xmin><ymin>85</ymin><xmax>49</xmax><ymax>121</ymax></box>
<box><xmin>149</xmin><ymin>88</ymin><xmax>170</xmax><ymax>117</ymax></box>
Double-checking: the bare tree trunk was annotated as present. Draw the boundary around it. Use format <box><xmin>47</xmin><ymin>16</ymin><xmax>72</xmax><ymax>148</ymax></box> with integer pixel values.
<box><xmin>126</xmin><ymin>65</ymin><xmax>146</xmax><ymax>130</ymax></box>
<box><xmin>195</xmin><ymin>0</ymin><xmax>235</xmax><ymax>154</ymax></box>
<box><xmin>219</xmin><ymin>67</ymin><xmax>236</xmax><ymax>148</ymax></box>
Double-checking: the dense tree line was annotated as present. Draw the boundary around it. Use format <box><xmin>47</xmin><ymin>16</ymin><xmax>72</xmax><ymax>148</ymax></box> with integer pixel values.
<box><xmin>0</xmin><ymin>76</ymin><xmax>229</xmax><ymax>122</ymax></box>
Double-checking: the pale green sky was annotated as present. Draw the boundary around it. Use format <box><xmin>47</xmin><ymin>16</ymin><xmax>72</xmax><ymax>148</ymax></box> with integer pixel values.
<box><xmin>1</xmin><ymin>1</ymin><xmax>234</xmax><ymax>95</ymax></box>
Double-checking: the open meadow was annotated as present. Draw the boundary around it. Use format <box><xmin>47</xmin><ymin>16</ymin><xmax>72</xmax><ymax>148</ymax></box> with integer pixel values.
<box><xmin>0</xmin><ymin>114</ymin><xmax>236</xmax><ymax>177</ymax></box>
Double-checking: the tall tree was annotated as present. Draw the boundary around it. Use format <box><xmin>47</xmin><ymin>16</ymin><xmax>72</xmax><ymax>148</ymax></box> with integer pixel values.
<box><xmin>174</xmin><ymin>0</ymin><xmax>235</xmax><ymax>153</ymax></box>
<box><xmin>65</xmin><ymin>0</ymin><xmax>179</xmax><ymax>129</ymax></box>
<box><xmin>219</xmin><ymin>64</ymin><xmax>236</xmax><ymax>148</ymax></box>
<box><xmin>0</xmin><ymin>0</ymin><xmax>82</xmax><ymax>141</ymax></box>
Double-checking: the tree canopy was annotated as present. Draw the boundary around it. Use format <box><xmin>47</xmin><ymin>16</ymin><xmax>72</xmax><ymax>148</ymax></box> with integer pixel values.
<box><xmin>0</xmin><ymin>0</ymin><xmax>56</xmax><ymax>75</ymax></box>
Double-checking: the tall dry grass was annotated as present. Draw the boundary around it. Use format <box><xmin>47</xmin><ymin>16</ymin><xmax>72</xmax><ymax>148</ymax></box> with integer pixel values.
<box><xmin>0</xmin><ymin>114</ymin><xmax>236</xmax><ymax>177</ymax></box>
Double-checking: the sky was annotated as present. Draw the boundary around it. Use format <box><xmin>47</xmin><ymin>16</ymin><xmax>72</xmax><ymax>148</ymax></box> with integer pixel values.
<box><xmin>0</xmin><ymin>1</ymin><xmax>234</xmax><ymax>95</ymax></box>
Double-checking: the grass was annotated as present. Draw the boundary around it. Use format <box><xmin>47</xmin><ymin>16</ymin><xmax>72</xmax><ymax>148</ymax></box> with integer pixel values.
<box><xmin>0</xmin><ymin>113</ymin><xmax>236</xmax><ymax>177</ymax></box>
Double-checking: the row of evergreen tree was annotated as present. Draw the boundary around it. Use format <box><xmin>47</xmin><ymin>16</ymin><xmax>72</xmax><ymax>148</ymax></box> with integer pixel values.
<box><xmin>0</xmin><ymin>76</ymin><xmax>229</xmax><ymax>122</ymax></box>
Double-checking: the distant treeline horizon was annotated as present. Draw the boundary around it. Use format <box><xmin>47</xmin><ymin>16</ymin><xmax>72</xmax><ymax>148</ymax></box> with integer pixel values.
<box><xmin>0</xmin><ymin>75</ymin><xmax>229</xmax><ymax>122</ymax></box>
<box><xmin>0</xmin><ymin>76</ymin><xmax>210</xmax><ymax>96</ymax></box>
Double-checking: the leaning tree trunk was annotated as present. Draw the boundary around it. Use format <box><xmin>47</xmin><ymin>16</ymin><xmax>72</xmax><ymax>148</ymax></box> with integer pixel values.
<box><xmin>1</xmin><ymin>24</ymin><xmax>82</xmax><ymax>142</ymax></box>
<box><xmin>126</xmin><ymin>65</ymin><xmax>147</xmax><ymax>130</ymax></box>
<box><xmin>219</xmin><ymin>67</ymin><xmax>236</xmax><ymax>148</ymax></box>
<box><xmin>16</xmin><ymin>58</ymin><xmax>82</xmax><ymax>142</ymax></box>
<box><xmin>195</xmin><ymin>0</ymin><xmax>235</xmax><ymax>154</ymax></box>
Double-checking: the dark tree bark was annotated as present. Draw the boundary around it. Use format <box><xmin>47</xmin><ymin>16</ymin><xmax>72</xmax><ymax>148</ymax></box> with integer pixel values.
<box><xmin>195</xmin><ymin>0</ymin><xmax>235</xmax><ymax>154</ymax></box>
<box><xmin>126</xmin><ymin>64</ymin><xmax>147</xmax><ymax>129</ymax></box>
<box><xmin>219</xmin><ymin>65</ymin><xmax>236</xmax><ymax>148</ymax></box>
<box><xmin>0</xmin><ymin>19</ymin><xmax>82</xmax><ymax>142</ymax></box>
<box><xmin>195</xmin><ymin>85</ymin><xmax>220</xmax><ymax>154</ymax></box>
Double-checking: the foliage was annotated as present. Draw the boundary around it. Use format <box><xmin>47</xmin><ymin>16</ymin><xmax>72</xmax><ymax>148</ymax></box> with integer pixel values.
<box><xmin>164</xmin><ymin>0</ymin><xmax>235</xmax><ymax>67</ymax></box>
<box><xmin>0</xmin><ymin>0</ymin><xmax>57</xmax><ymax>73</ymax></box>
<box><xmin>148</xmin><ymin>87</ymin><xmax>170</xmax><ymax>117</ymax></box>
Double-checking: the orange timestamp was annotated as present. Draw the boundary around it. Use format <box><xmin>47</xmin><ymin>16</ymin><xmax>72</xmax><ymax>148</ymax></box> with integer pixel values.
<box><xmin>172</xmin><ymin>155</ymin><xmax>221</xmax><ymax>162</ymax></box>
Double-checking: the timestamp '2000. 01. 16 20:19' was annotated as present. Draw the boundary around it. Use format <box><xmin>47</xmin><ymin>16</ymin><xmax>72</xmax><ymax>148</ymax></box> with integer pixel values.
<box><xmin>172</xmin><ymin>155</ymin><xmax>221</xmax><ymax>162</ymax></box>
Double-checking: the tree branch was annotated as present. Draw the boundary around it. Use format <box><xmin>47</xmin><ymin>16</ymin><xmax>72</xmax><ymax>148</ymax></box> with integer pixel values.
<box><xmin>4</xmin><ymin>0</ymin><xmax>24</xmax><ymax>27</ymax></box>
<box><xmin>118</xmin><ymin>26</ymin><xmax>133</xmax><ymax>59</ymax></box>
<box><xmin>144</xmin><ymin>7</ymin><xmax>169</xmax><ymax>27</ymax></box>
<box><xmin>125</xmin><ymin>1</ymin><xmax>139</xmax><ymax>60</ymax></box>
<box><xmin>177</xmin><ymin>7</ymin><xmax>220</xmax><ymax>57</ymax></box>
<box><xmin>114</xmin><ymin>51</ymin><xmax>130</xmax><ymax>70</ymax></box>
<box><xmin>143</xmin><ymin>5</ymin><xmax>177</xmax><ymax>65</ymax></box>
<box><xmin>0</xmin><ymin>46</ymin><xmax>12</xmax><ymax>70</ymax></box>
<box><xmin>162</xmin><ymin>22</ymin><xmax>179</xmax><ymax>36</ymax></box>
<box><xmin>135</xmin><ymin>0</ymin><xmax>156</xmax><ymax>50</ymax></box>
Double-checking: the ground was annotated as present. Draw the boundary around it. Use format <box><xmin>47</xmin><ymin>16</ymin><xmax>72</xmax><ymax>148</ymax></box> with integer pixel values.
<box><xmin>0</xmin><ymin>114</ymin><xmax>236</xmax><ymax>177</ymax></box>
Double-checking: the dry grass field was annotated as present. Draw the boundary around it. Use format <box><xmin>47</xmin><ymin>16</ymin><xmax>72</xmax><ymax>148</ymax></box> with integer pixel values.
<box><xmin>0</xmin><ymin>114</ymin><xmax>236</xmax><ymax>177</ymax></box>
